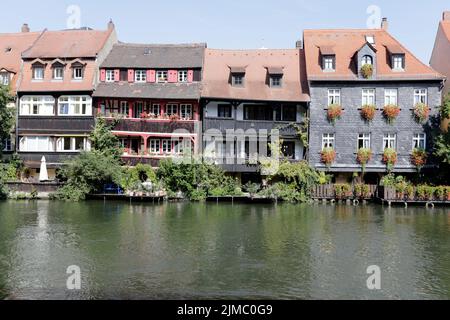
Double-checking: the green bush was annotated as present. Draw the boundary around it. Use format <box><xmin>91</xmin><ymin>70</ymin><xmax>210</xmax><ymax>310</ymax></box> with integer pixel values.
<box><xmin>258</xmin><ymin>182</ymin><xmax>302</xmax><ymax>202</ymax></box>
<box><xmin>334</xmin><ymin>184</ymin><xmax>352</xmax><ymax>199</ymax></box>
<box><xmin>120</xmin><ymin>163</ymin><xmax>157</xmax><ymax>192</ymax></box>
<box><xmin>435</xmin><ymin>186</ymin><xmax>446</xmax><ymax>200</ymax></box>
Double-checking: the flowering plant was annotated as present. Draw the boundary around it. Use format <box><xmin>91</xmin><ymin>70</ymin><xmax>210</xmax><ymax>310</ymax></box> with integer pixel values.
<box><xmin>360</xmin><ymin>64</ymin><xmax>373</xmax><ymax>79</ymax></box>
<box><xmin>169</xmin><ymin>114</ymin><xmax>180</xmax><ymax>121</ymax></box>
<box><xmin>382</xmin><ymin>148</ymin><xmax>397</xmax><ymax>172</ymax></box>
<box><xmin>413</xmin><ymin>103</ymin><xmax>430</xmax><ymax>123</ymax></box>
<box><xmin>357</xmin><ymin>148</ymin><xmax>372</xmax><ymax>172</ymax></box>
<box><xmin>321</xmin><ymin>148</ymin><xmax>336</xmax><ymax>168</ymax></box>
<box><xmin>411</xmin><ymin>148</ymin><xmax>427</xmax><ymax>170</ymax></box>
<box><xmin>361</xmin><ymin>104</ymin><xmax>376</xmax><ymax>122</ymax></box>
<box><xmin>327</xmin><ymin>104</ymin><xmax>343</xmax><ymax>124</ymax></box>
<box><xmin>383</xmin><ymin>104</ymin><xmax>400</xmax><ymax>124</ymax></box>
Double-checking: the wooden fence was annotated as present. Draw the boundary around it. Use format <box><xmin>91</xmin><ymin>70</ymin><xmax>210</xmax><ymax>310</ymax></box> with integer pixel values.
<box><xmin>312</xmin><ymin>184</ymin><xmax>378</xmax><ymax>200</ymax></box>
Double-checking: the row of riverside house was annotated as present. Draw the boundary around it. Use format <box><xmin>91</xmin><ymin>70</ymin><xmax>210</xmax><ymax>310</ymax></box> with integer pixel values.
<box><xmin>0</xmin><ymin>14</ymin><xmax>449</xmax><ymax>184</ymax></box>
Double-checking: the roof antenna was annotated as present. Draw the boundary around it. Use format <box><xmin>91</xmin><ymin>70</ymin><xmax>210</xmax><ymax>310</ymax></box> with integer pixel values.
<box><xmin>260</xmin><ymin>38</ymin><xmax>267</xmax><ymax>50</ymax></box>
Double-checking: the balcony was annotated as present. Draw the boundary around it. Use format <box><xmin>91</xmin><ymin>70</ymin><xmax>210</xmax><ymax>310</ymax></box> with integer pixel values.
<box><xmin>18</xmin><ymin>116</ymin><xmax>94</xmax><ymax>134</ymax></box>
<box><xmin>105</xmin><ymin>117</ymin><xmax>199</xmax><ymax>134</ymax></box>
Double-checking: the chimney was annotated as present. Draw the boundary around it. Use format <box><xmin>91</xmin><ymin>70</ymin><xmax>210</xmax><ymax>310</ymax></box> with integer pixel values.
<box><xmin>21</xmin><ymin>23</ymin><xmax>30</xmax><ymax>33</ymax></box>
<box><xmin>381</xmin><ymin>17</ymin><xmax>388</xmax><ymax>31</ymax></box>
<box><xmin>295</xmin><ymin>40</ymin><xmax>303</xmax><ymax>49</ymax></box>
<box><xmin>107</xmin><ymin>19</ymin><xmax>115</xmax><ymax>30</ymax></box>
<box><xmin>443</xmin><ymin>11</ymin><xmax>450</xmax><ymax>21</ymax></box>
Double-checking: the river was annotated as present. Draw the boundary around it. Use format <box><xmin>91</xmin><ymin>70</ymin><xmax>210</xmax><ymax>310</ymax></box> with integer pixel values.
<box><xmin>0</xmin><ymin>200</ymin><xmax>449</xmax><ymax>300</ymax></box>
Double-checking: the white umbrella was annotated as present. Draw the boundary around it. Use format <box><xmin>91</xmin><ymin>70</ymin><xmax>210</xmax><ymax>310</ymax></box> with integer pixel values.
<box><xmin>39</xmin><ymin>156</ymin><xmax>49</xmax><ymax>182</ymax></box>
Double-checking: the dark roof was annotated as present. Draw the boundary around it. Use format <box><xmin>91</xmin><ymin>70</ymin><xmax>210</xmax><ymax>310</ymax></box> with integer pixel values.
<box><xmin>100</xmin><ymin>43</ymin><xmax>206</xmax><ymax>69</ymax></box>
<box><xmin>93</xmin><ymin>82</ymin><xmax>202</xmax><ymax>99</ymax></box>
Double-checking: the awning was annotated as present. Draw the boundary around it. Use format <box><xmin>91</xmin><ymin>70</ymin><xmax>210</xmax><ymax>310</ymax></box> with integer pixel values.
<box><xmin>319</xmin><ymin>46</ymin><xmax>335</xmax><ymax>55</ymax></box>
<box><xmin>267</xmin><ymin>67</ymin><xmax>284</xmax><ymax>75</ymax></box>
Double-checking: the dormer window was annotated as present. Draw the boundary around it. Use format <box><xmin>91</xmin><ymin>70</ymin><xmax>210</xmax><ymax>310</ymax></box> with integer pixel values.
<box><xmin>178</xmin><ymin>70</ymin><xmax>188</xmax><ymax>82</ymax></box>
<box><xmin>53</xmin><ymin>67</ymin><xmax>64</xmax><ymax>80</ymax></box>
<box><xmin>33</xmin><ymin>66</ymin><xmax>44</xmax><ymax>80</ymax></box>
<box><xmin>322</xmin><ymin>55</ymin><xmax>335</xmax><ymax>71</ymax></box>
<box><xmin>135</xmin><ymin>70</ymin><xmax>147</xmax><ymax>83</ymax></box>
<box><xmin>361</xmin><ymin>55</ymin><xmax>373</xmax><ymax>66</ymax></box>
<box><xmin>232</xmin><ymin>73</ymin><xmax>244</xmax><ymax>87</ymax></box>
<box><xmin>156</xmin><ymin>70</ymin><xmax>168</xmax><ymax>83</ymax></box>
<box><xmin>73</xmin><ymin>67</ymin><xmax>83</xmax><ymax>80</ymax></box>
<box><xmin>0</xmin><ymin>72</ymin><xmax>10</xmax><ymax>85</ymax></box>
<box><xmin>267</xmin><ymin>67</ymin><xmax>284</xmax><ymax>88</ymax></box>
<box><xmin>393</xmin><ymin>55</ymin><xmax>405</xmax><ymax>70</ymax></box>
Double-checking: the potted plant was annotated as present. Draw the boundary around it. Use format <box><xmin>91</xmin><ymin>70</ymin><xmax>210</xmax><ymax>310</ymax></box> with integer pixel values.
<box><xmin>435</xmin><ymin>186</ymin><xmax>446</xmax><ymax>201</ymax></box>
<box><xmin>169</xmin><ymin>114</ymin><xmax>180</xmax><ymax>122</ymax></box>
<box><xmin>383</xmin><ymin>104</ymin><xmax>400</xmax><ymax>124</ymax></box>
<box><xmin>140</xmin><ymin>112</ymin><xmax>149</xmax><ymax>119</ymax></box>
<box><xmin>424</xmin><ymin>186</ymin><xmax>435</xmax><ymax>201</ymax></box>
<box><xmin>354</xmin><ymin>184</ymin><xmax>363</xmax><ymax>198</ymax></box>
<box><xmin>357</xmin><ymin>148</ymin><xmax>372</xmax><ymax>172</ymax></box>
<box><xmin>321</xmin><ymin>148</ymin><xmax>336</xmax><ymax>169</ymax></box>
<box><xmin>395</xmin><ymin>180</ymin><xmax>408</xmax><ymax>200</ymax></box>
<box><xmin>382</xmin><ymin>148</ymin><xmax>397</xmax><ymax>172</ymax></box>
<box><xmin>361</xmin><ymin>104</ymin><xmax>376</xmax><ymax>122</ymax></box>
<box><xmin>360</xmin><ymin>64</ymin><xmax>374</xmax><ymax>79</ymax></box>
<box><xmin>411</xmin><ymin>148</ymin><xmax>428</xmax><ymax>171</ymax></box>
<box><xmin>327</xmin><ymin>104</ymin><xmax>343</xmax><ymax>124</ymax></box>
<box><xmin>413</xmin><ymin>103</ymin><xmax>430</xmax><ymax>123</ymax></box>
<box><xmin>446</xmin><ymin>187</ymin><xmax>450</xmax><ymax>201</ymax></box>
<box><xmin>416</xmin><ymin>185</ymin><xmax>427</xmax><ymax>201</ymax></box>
<box><xmin>405</xmin><ymin>185</ymin><xmax>415</xmax><ymax>201</ymax></box>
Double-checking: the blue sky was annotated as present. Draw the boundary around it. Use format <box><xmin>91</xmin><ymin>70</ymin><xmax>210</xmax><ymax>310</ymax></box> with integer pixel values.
<box><xmin>0</xmin><ymin>0</ymin><xmax>447</xmax><ymax>64</ymax></box>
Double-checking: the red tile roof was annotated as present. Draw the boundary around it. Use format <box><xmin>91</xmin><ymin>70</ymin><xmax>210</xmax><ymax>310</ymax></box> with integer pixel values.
<box><xmin>22</xmin><ymin>29</ymin><xmax>113</xmax><ymax>59</ymax></box>
<box><xmin>0</xmin><ymin>31</ymin><xmax>41</xmax><ymax>92</ymax></box>
<box><xmin>202</xmin><ymin>49</ymin><xmax>310</xmax><ymax>102</ymax></box>
<box><xmin>304</xmin><ymin>29</ymin><xmax>443</xmax><ymax>81</ymax></box>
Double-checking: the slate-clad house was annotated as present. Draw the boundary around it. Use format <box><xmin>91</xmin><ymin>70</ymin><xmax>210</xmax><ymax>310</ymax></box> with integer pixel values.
<box><xmin>93</xmin><ymin>43</ymin><xmax>205</xmax><ymax>167</ymax></box>
<box><xmin>201</xmin><ymin>48</ymin><xmax>310</xmax><ymax>181</ymax></box>
<box><xmin>0</xmin><ymin>24</ymin><xmax>40</xmax><ymax>154</ymax></box>
<box><xmin>430</xmin><ymin>11</ymin><xmax>450</xmax><ymax>130</ymax></box>
<box><xmin>16</xmin><ymin>22</ymin><xmax>118</xmax><ymax>180</ymax></box>
<box><xmin>303</xmin><ymin>19</ymin><xmax>444</xmax><ymax>183</ymax></box>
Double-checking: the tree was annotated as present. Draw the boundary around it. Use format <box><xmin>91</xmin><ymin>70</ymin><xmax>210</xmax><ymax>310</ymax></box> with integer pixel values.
<box><xmin>89</xmin><ymin>118</ymin><xmax>122</xmax><ymax>160</ymax></box>
<box><xmin>0</xmin><ymin>85</ymin><xmax>15</xmax><ymax>155</ymax></box>
<box><xmin>432</xmin><ymin>94</ymin><xmax>450</xmax><ymax>184</ymax></box>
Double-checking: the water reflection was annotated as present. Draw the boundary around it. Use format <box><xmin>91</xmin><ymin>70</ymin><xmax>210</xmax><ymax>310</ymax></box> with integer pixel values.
<box><xmin>0</xmin><ymin>201</ymin><xmax>449</xmax><ymax>299</ymax></box>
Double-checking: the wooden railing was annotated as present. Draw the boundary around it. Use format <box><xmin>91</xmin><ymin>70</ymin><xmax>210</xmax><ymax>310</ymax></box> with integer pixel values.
<box><xmin>311</xmin><ymin>184</ymin><xmax>378</xmax><ymax>200</ymax></box>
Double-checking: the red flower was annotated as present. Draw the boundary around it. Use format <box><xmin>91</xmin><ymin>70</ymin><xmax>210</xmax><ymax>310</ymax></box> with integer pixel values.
<box><xmin>383</xmin><ymin>104</ymin><xmax>400</xmax><ymax>124</ymax></box>
<box><xmin>327</xmin><ymin>104</ymin><xmax>343</xmax><ymax>123</ymax></box>
<box><xmin>361</xmin><ymin>104</ymin><xmax>376</xmax><ymax>121</ymax></box>
<box><xmin>413</xmin><ymin>103</ymin><xmax>430</xmax><ymax>123</ymax></box>
<box><xmin>321</xmin><ymin>148</ymin><xmax>336</xmax><ymax>168</ymax></box>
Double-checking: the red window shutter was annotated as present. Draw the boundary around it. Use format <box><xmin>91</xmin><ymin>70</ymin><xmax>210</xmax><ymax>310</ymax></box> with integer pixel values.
<box><xmin>114</xmin><ymin>69</ymin><xmax>120</xmax><ymax>82</ymax></box>
<box><xmin>128</xmin><ymin>69</ymin><xmax>134</xmax><ymax>82</ymax></box>
<box><xmin>100</xmin><ymin>69</ymin><xmax>106</xmax><ymax>82</ymax></box>
<box><xmin>187</xmin><ymin>70</ymin><xmax>194</xmax><ymax>82</ymax></box>
<box><xmin>168</xmin><ymin>70</ymin><xmax>177</xmax><ymax>83</ymax></box>
<box><xmin>147</xmin><ymin>70</ymin><xmax>156</xmax><ymax>83</ymax></box>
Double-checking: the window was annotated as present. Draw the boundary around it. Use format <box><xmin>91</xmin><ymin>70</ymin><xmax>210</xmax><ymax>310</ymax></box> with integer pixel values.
<box><xmin>383</xmin><ymin>134</ymin><xmax>396</xmax><ymax>150</ymax></box>
<box><xmin>323</xmin><ymin>55</ymin><xmax>335</xmax><ymax>70</ymax></box>
<box><xmin>149</xmin><ymin>139</ymin><xmax>161</xmax><ymax>154</ymax></box>
<box><xmin>58</xmin><ymin>96</ymin><xmax>92</xmax><ymax>116</ymax></box>
<box><xmin>119</xmin><ymin>101</ymin><xmax>128</xmax><ymax>115</ymax></box>
<box><xmin>178</xmin><ymin>70</ymin><xmax>188</xmax><ymax>82</ymax></box>
<box><xmin>270</xmin><ymin>75</ymin><xmax>282</xmax><ymax>88</ymax></box>
<box><xmin>413</xmin><ymin>133</ymin><xmax>426</xmax><ymax>150</ymax></box>
<box><xmin>57</xmin><ymin>137</ymin><xmax>89</xmax><ymax>152</ymax></box>
<box><xmin>232</xmin><ymin>74</ymin><xmax>244</xmax><ymax>87</ymax></box>
<box><xmin>282</xmin><ymin>141</ymin><xmax>295</xmax><ymax>160</ymax></box>
<box><xmin>52</xmin><ymin>67</ymin><xmax>64</xmax><ymax>80</ymax></box>
<box><xmin>0</xmin><ymin>72</ymin><xmax>10</xmax><ymax>85</ymax></box>
<box><xmin>33</xmin><ymin>67</ymin><xmax>44</xmax><ymax>80</ymax></box>
<box><xmin>162</xmin><ymin>139</ymin><xmax>172</xmax><ymax>154</ymax></box>
<box><xmin>244</xmin><ymin>104</ymin><xmax>273</xmax><ymax>121</ymax></box>
<box><xmin>19</xmin><ymin>136</ymin><xmax>53</xmax><ymax>152</ymax></box>
<box><xmin>218</xmin><ymin>104</ymin><xmax>232</xmax><ymax>118</ymax></box>
<box><xmin>20</xmin><ymin>96</ymin><xmax>55</xmax><ymax>115</ymax></box>
<box><xmin>322</xmin><ymin>133</ymin><xmax>335</xmax><ymax>150</ymax></box>
<box><xmin>151</xmin><ymin>104</ymin><xmax>160</xmax><ymax>116</ymax></box>
<box><xmin>120</xmin><ymin>70</ymin><xmax>128</xmax><ymax>81</ymax></box>
<box><xmin>362</xmin><ymin>55</ymin><xmax>373</xmax><ymax>65</ymax></box>
<box><xmin>358</xmin><ymin>133</ymin><xmax>371</xmax><ymax>149</ymax></box>
<box><xmin>328</xmin><ymin>89</ymin><xmax>341</xmax><ymax>105</ymax></box>
<box><xmin>2</xmin><ymin>138</ymin><xmax>12</xmax><ymax>152</ymax></box>
<box><xmin>385</xmin><ymin>89</ymin><xmax>398</xmax><ymax>105</ymax></box>
<box><xmin>362</xmin><ymin>89</ymin><xmax>375</xmax><ymax>105</ymax></box>
<box><xmin>393</xmin><ymin>55</ymin><xmax>404</xmax><ymax>70</ymax></box>
<box><xmin>105</xmin><ymin>70</ymin><xmax>114</xmax><ymax>82</ymax></box>
<box><xmin>73</xmin><ymin>67</ymin><xmax>83</xmax><ymax>80</ymax></box>
<box><xmin>174</xmin><ymin>139</ymin><xmax>190</xmax><ymax>155</ymax></box>
<box><xmin>166</xmin><ymin>104</ymin><xmax>178</xmax><ymax>116</ymax></box>
<box><xmin>180</xmin><ymin>104</ymin><xmax>192</xmax><ymax>120</ymax></box>
<box><xmin>135</xmin><ymin>70</ymin><xmax>146</xmax><ymax>83</ymax></box>
<box><xmin>414</xmin><ymin>89</ymin><xmax>427</xmax><ymax>105</ymax></box>
<box><xmin>156</xmin><ymin>71</ymin><xmax>168</xmax><ymax>83</ymax></box>
<box><xmin>275</xmin><ymin>105</ymin><xmax>297</xmax><ymax>122</ymax></box>
<box><xmin>134</xmin><ymin>101</ymin><xmax>144</xmax><ymax>118</ymax></box>
<box><xmin>365</xmin><ymin>35</ymin><xmax>375</xmax><ymax>44</ymax></box>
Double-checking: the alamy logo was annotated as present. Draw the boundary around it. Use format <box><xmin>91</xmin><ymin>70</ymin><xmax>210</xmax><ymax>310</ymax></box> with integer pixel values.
<box><xmin>66</xmin><ymin>5</ymin><xmax>81</xmax><ymax>29</ymax></box>
<box><xmin>366</xmin><ymin>265</ymin><xmax>381</xmax><ymax>290</ymax></box>
<box><xmin>66</xmin><ymin>265</ymin><xmax>81</xmax><ymax>290</ymax></box>
<box><xmin>366</xmin><ymin>5</ymin><xmax>381</xmax><ymax>29</ymax></box>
